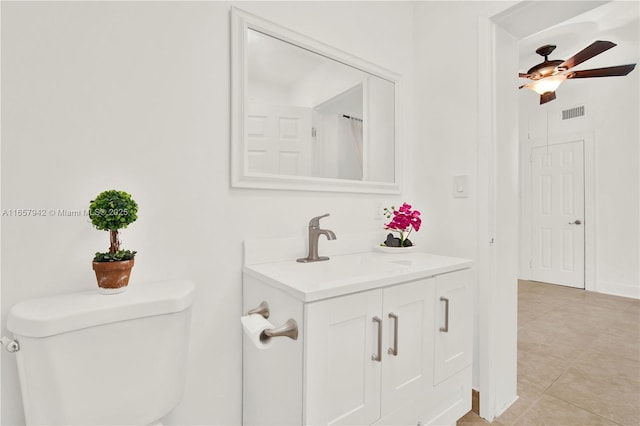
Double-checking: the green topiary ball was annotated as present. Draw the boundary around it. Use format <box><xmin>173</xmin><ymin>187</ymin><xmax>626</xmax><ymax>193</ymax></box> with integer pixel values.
<box><xmin>89</xmin><ymin>190</ymin><xmax>138</xmax><ymax>231</ymax></box>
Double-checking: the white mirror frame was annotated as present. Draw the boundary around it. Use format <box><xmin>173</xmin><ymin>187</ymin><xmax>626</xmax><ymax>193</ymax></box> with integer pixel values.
<box><xmin>231</xmin><ymin>7</ymin><xmax>401</xmax><ymax>194</ymax></box>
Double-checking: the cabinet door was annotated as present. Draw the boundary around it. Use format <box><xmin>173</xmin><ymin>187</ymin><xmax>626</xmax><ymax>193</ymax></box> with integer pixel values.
<box><xmin>434</xmin><ymin>269</ymin><xmax>473</xmax><ymax>385</ymax></box>
<box><xmin>381</xmin><ymin>278</ymin><xmax>435</xmax><ymax>417</ymax></box>
<box><xmin>305</xmin><ymin>290</ymin><xmax>382</xmax><ymax>425</ymax></box>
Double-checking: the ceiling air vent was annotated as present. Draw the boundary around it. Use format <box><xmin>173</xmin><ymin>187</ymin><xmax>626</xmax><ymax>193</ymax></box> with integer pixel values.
<box><xmin>562</xmin><ymin>105</ymin><xmax>585</xmax><ymax>120</ymax></box>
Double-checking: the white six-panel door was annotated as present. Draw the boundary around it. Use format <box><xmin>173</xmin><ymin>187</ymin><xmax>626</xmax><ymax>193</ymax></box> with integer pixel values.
<box><xmin>530</xmin><ymin>141</ymin><xmax>585</xmax><ymax>288</ymax></box>
<box><xmin>247</xmin><ymin>102</ymin><xmax>312</xmax><ymax>176</ymax></box>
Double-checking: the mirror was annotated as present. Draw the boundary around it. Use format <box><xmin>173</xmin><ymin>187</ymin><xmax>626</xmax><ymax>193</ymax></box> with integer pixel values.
<box><xmin>231</xmin><ymin>8</ymin><xmax>400</xmax><ymax>193</ymax></box>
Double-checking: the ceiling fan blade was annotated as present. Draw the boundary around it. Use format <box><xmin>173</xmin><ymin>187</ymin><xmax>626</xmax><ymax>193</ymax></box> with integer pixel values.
<box><xmin>519</xmin><ymin>72</ymin><xmax>532</xmax><ymax>79</ymax></box>
<box><xmin>567</xmin><ymin>64</ymin><xmax>636</xmax><ymax>79</ymax></box>
<box><xmin>540</xmin><ymin>91</ymin><xmax>556</xmax><ymax>104</ymax></box>
<box><xmin>559</xmin><ymin>40</ymin><xmax>616</xmax><ymax>70</ymax></box>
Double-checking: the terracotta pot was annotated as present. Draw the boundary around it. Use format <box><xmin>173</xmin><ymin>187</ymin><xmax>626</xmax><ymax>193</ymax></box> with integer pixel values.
<box><xmin>92</xmin><ymin>258</ymin><xmax>134</xmax><ymax>294</ymax></box>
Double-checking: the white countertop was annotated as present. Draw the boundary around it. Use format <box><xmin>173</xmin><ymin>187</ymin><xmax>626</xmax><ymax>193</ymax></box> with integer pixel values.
<box><xmin>243</xmin><ymin>251</ymin><xmax>473</xmax><ymax>302</ymax></box>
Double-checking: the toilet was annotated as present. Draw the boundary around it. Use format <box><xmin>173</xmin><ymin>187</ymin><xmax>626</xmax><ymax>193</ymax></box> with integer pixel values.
<box><xmin>6</xmin><ymin>279</ymin><xmax>195</xmax><ymax>425</ymax></box>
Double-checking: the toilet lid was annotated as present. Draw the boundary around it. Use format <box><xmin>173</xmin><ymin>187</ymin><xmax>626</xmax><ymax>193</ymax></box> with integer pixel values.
<box><xmin>7</xmin><ymin>280</ymin><xmax>195</xmax><ymax>338</ymax></box>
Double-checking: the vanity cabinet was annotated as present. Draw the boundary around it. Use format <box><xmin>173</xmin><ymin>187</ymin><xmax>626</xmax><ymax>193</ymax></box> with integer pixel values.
<box><xmin>242</xmin><ymin>252</ymin><xmax>473</xmax><ymax>426</ymax></box>
<box><xmin>305</xmin><ymin>278</ymin><xmax>435</xmax><ymax>425</ymax></box>
<box><xmin>434</xmin><ymin>270</ymin><xmax>473</xmax><ymax>385</ymax></box>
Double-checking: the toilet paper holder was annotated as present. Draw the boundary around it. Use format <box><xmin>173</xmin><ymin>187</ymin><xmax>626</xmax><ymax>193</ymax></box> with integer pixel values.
<box><xmin>247</xmin><ymin>301</ymin><xmax>270</xmax><ymax>319</ymax></box>
<box><xmin>261</xmin><ymin>318</ymin><xmax>298</xmax><ymax>341</ymax></box>
<box><xmin>247</xmin><ymin>301</ymin><xmax>298</xmax><ymax>341</ymax></box>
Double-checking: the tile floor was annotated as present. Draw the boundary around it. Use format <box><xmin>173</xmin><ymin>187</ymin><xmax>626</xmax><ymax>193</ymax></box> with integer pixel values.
<box><xmin>458</xmin><ymin>280</ymin><xmax>640</xmax><ymax>426</ymax></box>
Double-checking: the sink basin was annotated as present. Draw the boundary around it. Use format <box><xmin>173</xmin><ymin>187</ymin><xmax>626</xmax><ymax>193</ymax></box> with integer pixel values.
<box><xmin>244</xmin><ymin>251</ymin><xmax>473</xmax><ymax>302</ymax></box>
<box><xmin>294</xmin><ymin>253</ymin><xmax>403</xmax><ymax>279</ymax></box>
<box><xmin>385</xmin><ymin>259</ymin><xmax>414</xmax><ymax>266</ymax></box>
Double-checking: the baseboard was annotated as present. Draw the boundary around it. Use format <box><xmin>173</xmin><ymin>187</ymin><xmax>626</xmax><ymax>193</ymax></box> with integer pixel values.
<box><xmin>495</xmin><ymin>394</ymin><xmax>519</xmax><ymax>417</ymax></box>
<box><xmin>596</xmin><ymin>280</ymin><xmax>640</xmax><ymax>300</ymax></box>
<box><xmin>472</xmin><ymin>388</ymin><xmax>520</xmax><ymax>420</ymax></box>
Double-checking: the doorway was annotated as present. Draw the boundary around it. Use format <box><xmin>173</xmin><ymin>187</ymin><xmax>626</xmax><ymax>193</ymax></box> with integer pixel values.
<box><xmin>478</xmin><ymin>1</ymin><xmax>610</xmax><ymax>421</ymax></box>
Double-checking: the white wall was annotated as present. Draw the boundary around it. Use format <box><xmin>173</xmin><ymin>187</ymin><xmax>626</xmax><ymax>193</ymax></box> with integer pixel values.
<box><xmin>412</xmin><ymin>0</ymin><xmax>481</xmax><ymax>260</ymax></box>
<box><xmin>412</xmin><ymin>2</ymin><xmax>519</xmax><ymax>418</ymax></box>
<box><xmin>0</xmin><ymin>2</ymin><xmax>417</xmax><ymax>424</ymax></box>
<box><xmin>491</xmin><ymin>23</ymin><xmax>520</xmax><ymax>417</ymax></box>
<box><xmin>518</xmin><ymin>21</ymin><xmax>640</xmax><ymax>298</ymax></box>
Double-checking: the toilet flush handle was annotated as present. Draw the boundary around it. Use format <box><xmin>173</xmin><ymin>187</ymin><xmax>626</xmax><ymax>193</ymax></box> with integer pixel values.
<box><xmin>1</xmin><ymin>336</ymin><xmax>20</xmax><ymax>353</ymax></box>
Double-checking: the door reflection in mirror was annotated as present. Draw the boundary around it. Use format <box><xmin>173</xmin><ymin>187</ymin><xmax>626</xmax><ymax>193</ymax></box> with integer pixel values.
<box><xmin>246</xmin><ymin>28</ymin><xmax>395</xmax><ymax>183</ymax></box>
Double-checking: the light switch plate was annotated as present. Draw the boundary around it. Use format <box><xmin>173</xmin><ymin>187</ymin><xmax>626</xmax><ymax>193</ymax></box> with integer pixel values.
<box><xmin>453</xmin><ymin>175</ymin><xmax>469</xmax><ymax>198</ymax></box>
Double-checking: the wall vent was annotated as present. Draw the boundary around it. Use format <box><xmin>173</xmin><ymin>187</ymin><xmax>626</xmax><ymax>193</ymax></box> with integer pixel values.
<box><xmin>562</xmin><ymin>105</ymin><xmax>585</xmax><ymax>120</ymax></box>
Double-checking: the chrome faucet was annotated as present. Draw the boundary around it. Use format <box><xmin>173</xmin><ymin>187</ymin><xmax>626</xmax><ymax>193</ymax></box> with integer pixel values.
<box><xmin>296</xmin><ymin>214</ymin><xmax>337</xmax><ymax>263</ymax></box>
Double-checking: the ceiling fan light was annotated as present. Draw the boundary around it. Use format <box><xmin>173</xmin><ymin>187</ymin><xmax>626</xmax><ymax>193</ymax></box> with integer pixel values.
<box><xmin>529</xmin><ymin>74</ymin><xmax>566</xmax><ymax>95</ymax></box>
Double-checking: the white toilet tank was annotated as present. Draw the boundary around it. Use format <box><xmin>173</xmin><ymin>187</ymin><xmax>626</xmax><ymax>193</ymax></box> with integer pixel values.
<box><xmin>7</xmin><ymin>279</ymin><xmax>195</xmax><ymax>425</ymax></box>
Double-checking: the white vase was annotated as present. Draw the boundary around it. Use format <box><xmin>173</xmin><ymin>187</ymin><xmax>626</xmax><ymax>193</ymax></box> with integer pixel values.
<box><xmin>374</xmin><ymin>245</ymin><xmax>416</xmax><ymax>253</ymax></box>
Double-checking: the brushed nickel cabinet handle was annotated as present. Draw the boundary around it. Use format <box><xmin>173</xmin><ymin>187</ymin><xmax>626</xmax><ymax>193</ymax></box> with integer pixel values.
<box><xmin>439</xmin><ymin>297</ymin><xmax>449</xmax><ymax>332</ymax></box>
<box><xmin>372</xmin><ymin>316</ymin><xmax>382</xmax><ymax>362</ymax></box>
<box><xmin>388</xmin><ymin>313</ymin><xmax>398</xmax><ymax>356</ymax></box>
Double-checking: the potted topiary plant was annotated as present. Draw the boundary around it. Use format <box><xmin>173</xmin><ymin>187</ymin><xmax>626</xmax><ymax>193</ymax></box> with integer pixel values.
<box><xmin>89</xmin><ymin>190</ymin><xmax>138</xmax><ymax>294</ymax></box>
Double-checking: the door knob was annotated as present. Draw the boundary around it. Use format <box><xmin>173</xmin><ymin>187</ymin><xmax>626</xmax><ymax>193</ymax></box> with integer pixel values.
<box><xmin>568</xmin><ymin>219</ymin><xmax>582</xmax><ymax>225</ymax></box>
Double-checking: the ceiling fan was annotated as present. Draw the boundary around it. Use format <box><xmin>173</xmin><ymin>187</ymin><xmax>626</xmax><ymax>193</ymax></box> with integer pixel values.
<box><xmin>519</xmin><ymin>40</ymin><xmax>637</xmax><ymax>104</ymax></box>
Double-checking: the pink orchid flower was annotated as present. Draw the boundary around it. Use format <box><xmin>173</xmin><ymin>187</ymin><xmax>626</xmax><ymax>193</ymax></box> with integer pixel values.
<box><xmin>383</xmin><ymin>202</ymin><xmax>422</xmax><ymax>246</ymax></box>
